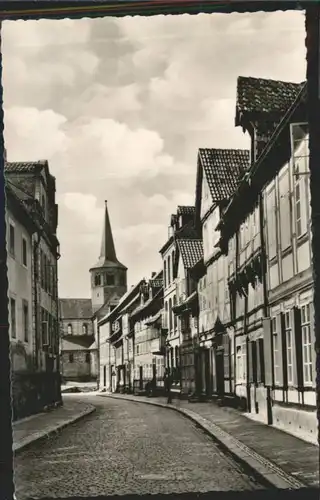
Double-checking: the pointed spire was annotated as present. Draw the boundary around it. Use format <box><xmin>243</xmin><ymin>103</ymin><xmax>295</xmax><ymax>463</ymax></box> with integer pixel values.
<box><xmin>99</xmin><ymin>200</ymin><xmax>117</xmax><ymax>264</ymax></box>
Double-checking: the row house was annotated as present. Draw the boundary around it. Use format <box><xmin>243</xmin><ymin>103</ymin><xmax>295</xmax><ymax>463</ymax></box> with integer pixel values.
<box><xmin>219</xmin><ymin>76</ymin><xmax>317</xmax><ymax>442</ymax></box>
<box><xmin>173</xmin><ymin>237</ymin><xmax>203</xmax><ymax>397</ymax></box>
<box><xmin>159</xmin><ymin>205</ymin><xmax>199</xmax><ymax>392</ymax></box>
<box><xmin>194</xmin><ymin>148</ymin><xmax>250</xmax><ymax>403</ymax></box>
<box><xmin>130</xmin><ymin>271</ymin><xmax>164</xmax><ymax>394</ymax></box>
<box><xmin>5</xmin><ymin>159</ymin><xmax>61</xmax><ymax>419</ymax></box>
<box><xmin>98</xmin><ymin>279</ymin><xmax>142</xmax><ymax>392</ymax></box>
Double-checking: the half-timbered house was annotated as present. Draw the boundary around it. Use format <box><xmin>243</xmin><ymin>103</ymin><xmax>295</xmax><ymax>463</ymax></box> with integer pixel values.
<box><xmin>219</xmin><ymin>76</ymin><xmax>316</xmax><ymax>442</ymax></box>
<box><xmin>194</xmin><ymin>148</ymin><xmax>250</xmax><ymax>403</ymax></box>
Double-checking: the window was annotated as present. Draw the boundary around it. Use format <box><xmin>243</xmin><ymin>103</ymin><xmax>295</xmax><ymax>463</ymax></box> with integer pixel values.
<box><xmin>67</xmin><ymin>323</ymin><xmax>72</xmax><ymax>335</ymax></box>
<box><xmin>164</xmin><ymin>261</ymin><xmax>167</xmax><ymax>288</ymax></box>
<box><xmin>23</xmin><ymin>301</ymin><xmax>29</xmax><ymax>342</ymax></box>
<box><xmin>9</xmin><ymin>224</ymin><xmax>15</xmax><ymax>256</ymax></box>
<box><xmin>136</xmin><ymin>344</ymin><xmax>140</xmax><ymax>355</ymax></box>
<box><xmin>10</xmin><ymin>298</ymin><xmax>16</xmax><ymax>339</ymax></box>
<box><xmin>106</xmin><ymin>274</ymin><xmax>115</xmax><ymax>286</ymax></box>
<box><xmin>272</xmin><ymin>317</ymin><xmax>280</xmax><ymax>385</ymax></box>
<box><xmin>168</xmin><ymin>255</ymin><xmax>171</xmax><ymax>285</ymax></box>
<box><xmin>168</xmin><ymin>298</ymin><xmax>173</xmax><ymax>332</ymax></box>
<box><xmin>82</xmin><ymin>323</ymin><xmax>88</xmax><ymax>335</ymax></box>
<box><xmin>94</xmin><ymin>274</ymin><xmax>101</xmax><ymax>286</ymax></box>
<box><xmin>291</xmin><ymin>124</ymin><xmax>309</xmax><ymax>238</ymax></box>
<box><xmin>266</xmin><ymin>188</ymin><xmax>277</xmax><ymax>260</ymax></box>
<box><xmin>173</xmin><ymin>295</ymin><xmax>177</xmax><ymax>330</ymax></box>
<box><xmin>85</xmin><ymin>352</ymin><xmax>90</xmax><ymax>363</ymax></box>
<box><xmin>301</xmin><ymin>304</ymin><xmax>313</xmax><ymax>385</ymax></box>
<box><xmin>69</xmin><ymin>353</ymin><xmax>74</xmax><ymax>363</ymax></box>
<box><xmin>22</xmin><ymin>237</ymin><xmax>27</xmax><ymax>267</ymax></box>
<box><xmin>172</xmin><ymin>250</ymin><xmax>175</xmax><ymax>280</ymax></box>
<box><xmin>285</xmin><ymin>311</ymin><xmax>293</xmax><ymax>385</ymax></box>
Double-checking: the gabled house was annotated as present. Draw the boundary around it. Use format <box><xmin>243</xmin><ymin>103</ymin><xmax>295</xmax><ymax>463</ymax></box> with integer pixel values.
<box><xmin>219</xmin><ymin>76</ymin><xmax>316</xmax><ymax>442</ymax></box>
<box><xmin>194</xmin><ymin>148</ymin><xmax>250</xmax><ymax>402</ymax></box>
<box><xmin>172</xmin><ymin>238</ymin><xmax>203</xmax><ymax>397</ymax></box>
<box><xmin>130</xmin><ymin>271</ymin><xmax>164</xmax><ymax>394</ymax></box>
<box><xmin>5</xmin><ymin>159</ymin><xmax>61</xmax><ymax>418</ymax></box>
<box><xmin>159</xmin><ymin>206</ymin><xmax>199</xmax><ymax>393</ymax></box>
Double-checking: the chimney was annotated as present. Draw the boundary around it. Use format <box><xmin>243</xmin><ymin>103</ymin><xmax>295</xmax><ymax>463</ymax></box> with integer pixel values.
<box><xmin>151</xmin><ymin>272</ymin><xmax>156</xmax><ymax>278</ymax></box>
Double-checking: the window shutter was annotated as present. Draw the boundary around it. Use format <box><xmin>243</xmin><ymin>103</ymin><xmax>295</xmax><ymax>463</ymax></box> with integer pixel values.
<box><xmin>279</xmin><ymin>312</ymin><xmax>287</xmax><ymax>388</ymax></box>
<box><xmin>263</xmin><ymin>317</ymin><xmax>273</xmax><ymax>386</ymax></box>
<box><xmin>292</xmin><ymin>307</ymin><xmax>303</xmax><ymax>389</ymax></box>
<box><xmin>248</xmin><ymin>340</ymin><xmax>254</xmax><ymax>384</ymax></box>
<box><xmin>252</xmin><ymin>341</ymin><xmax>258</xmax><ymax>384</ymax></box>
<box><xmin>309</xmin><ymin>301</ymin><xmax>317</xmax><ymax>388</ymax></box>
<box><xmin>257</xmin><ymin>338</ymin><xmax>265</xmax><ymax>384</ymax></box>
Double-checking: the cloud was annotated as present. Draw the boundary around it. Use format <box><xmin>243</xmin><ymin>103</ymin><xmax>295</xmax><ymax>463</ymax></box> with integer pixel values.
<box><xmin>4</xmin><ymin>107</ymin><xmax>67</xmax><ymax>162</ymax></box>
<box><xmin>2</xmin><ymin>11</ymin><xmax>307</xmax><ymax>296</ymax></box>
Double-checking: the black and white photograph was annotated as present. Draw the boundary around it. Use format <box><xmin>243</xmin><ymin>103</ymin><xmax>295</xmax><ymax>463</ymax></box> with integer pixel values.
<box><xmin>0</xmin><ymin>2</ymin><xmax>319</xmax><ymax>499</ymax></box>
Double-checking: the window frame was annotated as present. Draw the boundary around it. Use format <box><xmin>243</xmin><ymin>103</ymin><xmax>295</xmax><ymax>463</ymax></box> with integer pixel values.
<box><xmin>301</xmin><ymin>303</ymin><xmax>313</xmax><ymax>386</ymax></box>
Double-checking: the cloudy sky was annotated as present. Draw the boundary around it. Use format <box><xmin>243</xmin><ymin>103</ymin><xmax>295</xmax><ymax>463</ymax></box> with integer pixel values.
<box><xmin>2</xmin><ymin>11</ymin><xmax>306</xmax><ymax>298</ymax></box>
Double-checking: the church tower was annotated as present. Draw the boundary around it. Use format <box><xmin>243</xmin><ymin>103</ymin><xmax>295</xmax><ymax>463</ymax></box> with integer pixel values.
<box><xmin>89</xmin><ymin>200</ymin><xmax>127</xmax><ymax>314</ymax></box>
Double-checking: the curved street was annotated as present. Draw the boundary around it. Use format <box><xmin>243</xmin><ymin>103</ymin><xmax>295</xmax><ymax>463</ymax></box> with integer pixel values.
<box><xmin>14</xmin><ymin>396</ymin><xmax>265</xmax><ymax>499</ymax></box>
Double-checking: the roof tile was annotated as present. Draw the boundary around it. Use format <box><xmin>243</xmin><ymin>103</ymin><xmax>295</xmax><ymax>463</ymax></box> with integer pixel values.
<box><xmin>198</xmin><ymin>148</ymin><xmax>250</xmax><ymax>202</ymax></box>
<box><xmin>5</xmin><ymin>161</ymin><xmax>47</xmax><ymax>173</ymax></box>
<box><xmin>177</xmin><ymin>239</ymin><xmax>203</xmax><ymax>269</ymax></box>
<box><xmin>236</xmin><ymin>76</ymin><xmax>304</xmax><ymax>117</ymax></box>
<box><xmin>177</xmin><ymin>205</ymin><xmax>195</xmax><ymax>216</ymax></box>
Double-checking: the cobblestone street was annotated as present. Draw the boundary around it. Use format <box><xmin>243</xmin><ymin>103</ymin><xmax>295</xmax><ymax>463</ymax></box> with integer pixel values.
<box><xmin>14</xmin><ymin>396</ymin><xmax>264</xmax><ymax>498</ymax></box>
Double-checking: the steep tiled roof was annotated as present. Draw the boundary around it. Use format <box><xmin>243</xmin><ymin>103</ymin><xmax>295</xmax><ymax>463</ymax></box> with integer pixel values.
<box><xmin>175</xmin><ymin>219</ymin><xmax>199</xmax><ymax>240</ymax></box>
<box><xmin>236</xmin><ymin>76</ymin><xmax>304</xmax><ymax>118</ymax></box>
<box><xmin>177</xmin><ymin>239</ymin><xmax>203</xmax><ymax>270</ymax></box>
<box><xmin>5</xmin><ymin>160</ymin><xmax>47</xmax><ymax>173</ymax></box>
<box><xmin>60</xmin><ymin>299</ymin><xmax>93</xmax><ymax>319</ymax></box>
<box><xmin>199</xmin><ymin>148</ymin><xmax>250</xmax><ymax>202</ymax></box>
<box><xmin>177</xmin><ymin>205</ymin><xmax>195</xmax><ymax>216</ymax></box>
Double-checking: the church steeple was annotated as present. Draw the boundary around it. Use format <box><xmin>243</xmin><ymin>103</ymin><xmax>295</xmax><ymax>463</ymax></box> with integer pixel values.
<box><xmin>99</xmin><ymin>200</ymin><xmax>117</xmax><ymax>265</ymax></box>
<box><xmin>89</xmin><ymin>200</ymin><xmax>127</xmax><ymax>314</ymax></box>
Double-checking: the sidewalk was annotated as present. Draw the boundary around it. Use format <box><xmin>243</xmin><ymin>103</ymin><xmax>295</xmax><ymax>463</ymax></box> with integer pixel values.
<box><xmin>13</xmin><ymin>396</ymin><xmax>96</xmax><ymax>454</ymax></box>
<box><xmin>100</xmin><ymin>393</ymin><xmax>318</xmax><ymax>490</ymax></box>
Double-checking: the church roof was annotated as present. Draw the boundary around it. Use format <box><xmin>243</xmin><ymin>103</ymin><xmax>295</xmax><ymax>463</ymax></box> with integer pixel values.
<box><xmin>90</xmin><ymin>200</ymin><xmax>127</xmax><ymax>271</ymax></box>
<box><xmin>59</xmin><ymin>298</ymin><xmax>93</xmax><ymax>319</ymax></box>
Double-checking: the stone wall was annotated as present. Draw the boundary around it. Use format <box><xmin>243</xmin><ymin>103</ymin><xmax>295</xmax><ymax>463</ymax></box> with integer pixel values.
<box><xmin>61</xmin><ymin>350</ymin><xmax>92</xmax><ymax>381</ymax></box>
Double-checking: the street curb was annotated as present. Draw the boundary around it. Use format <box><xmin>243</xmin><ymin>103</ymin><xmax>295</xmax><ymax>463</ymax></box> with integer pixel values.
<box><xmin>101</xmin><ymin>393</ymin><xmax>306</xmax><ymax>490</ymax></box>
<box><xmin>13</xmin><ymin>404</ymin><xmax>96</xmax><ymax>455</ymax></box>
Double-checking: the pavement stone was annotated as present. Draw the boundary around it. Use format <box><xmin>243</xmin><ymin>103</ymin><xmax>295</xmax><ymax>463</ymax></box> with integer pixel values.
<box><xmin>12</xmin><ymin>396</ymin><xmax>96</xmax><ymax>453</ymax></box>
<box><xmin>13</xmin><ymin>396</ymin><xmax>265</xmax><ymax>499</ymax></box>
<box><xmin>100</xmin><ymin>393</ymin><xmax>319</xmax><ymax>490</ymax></box>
